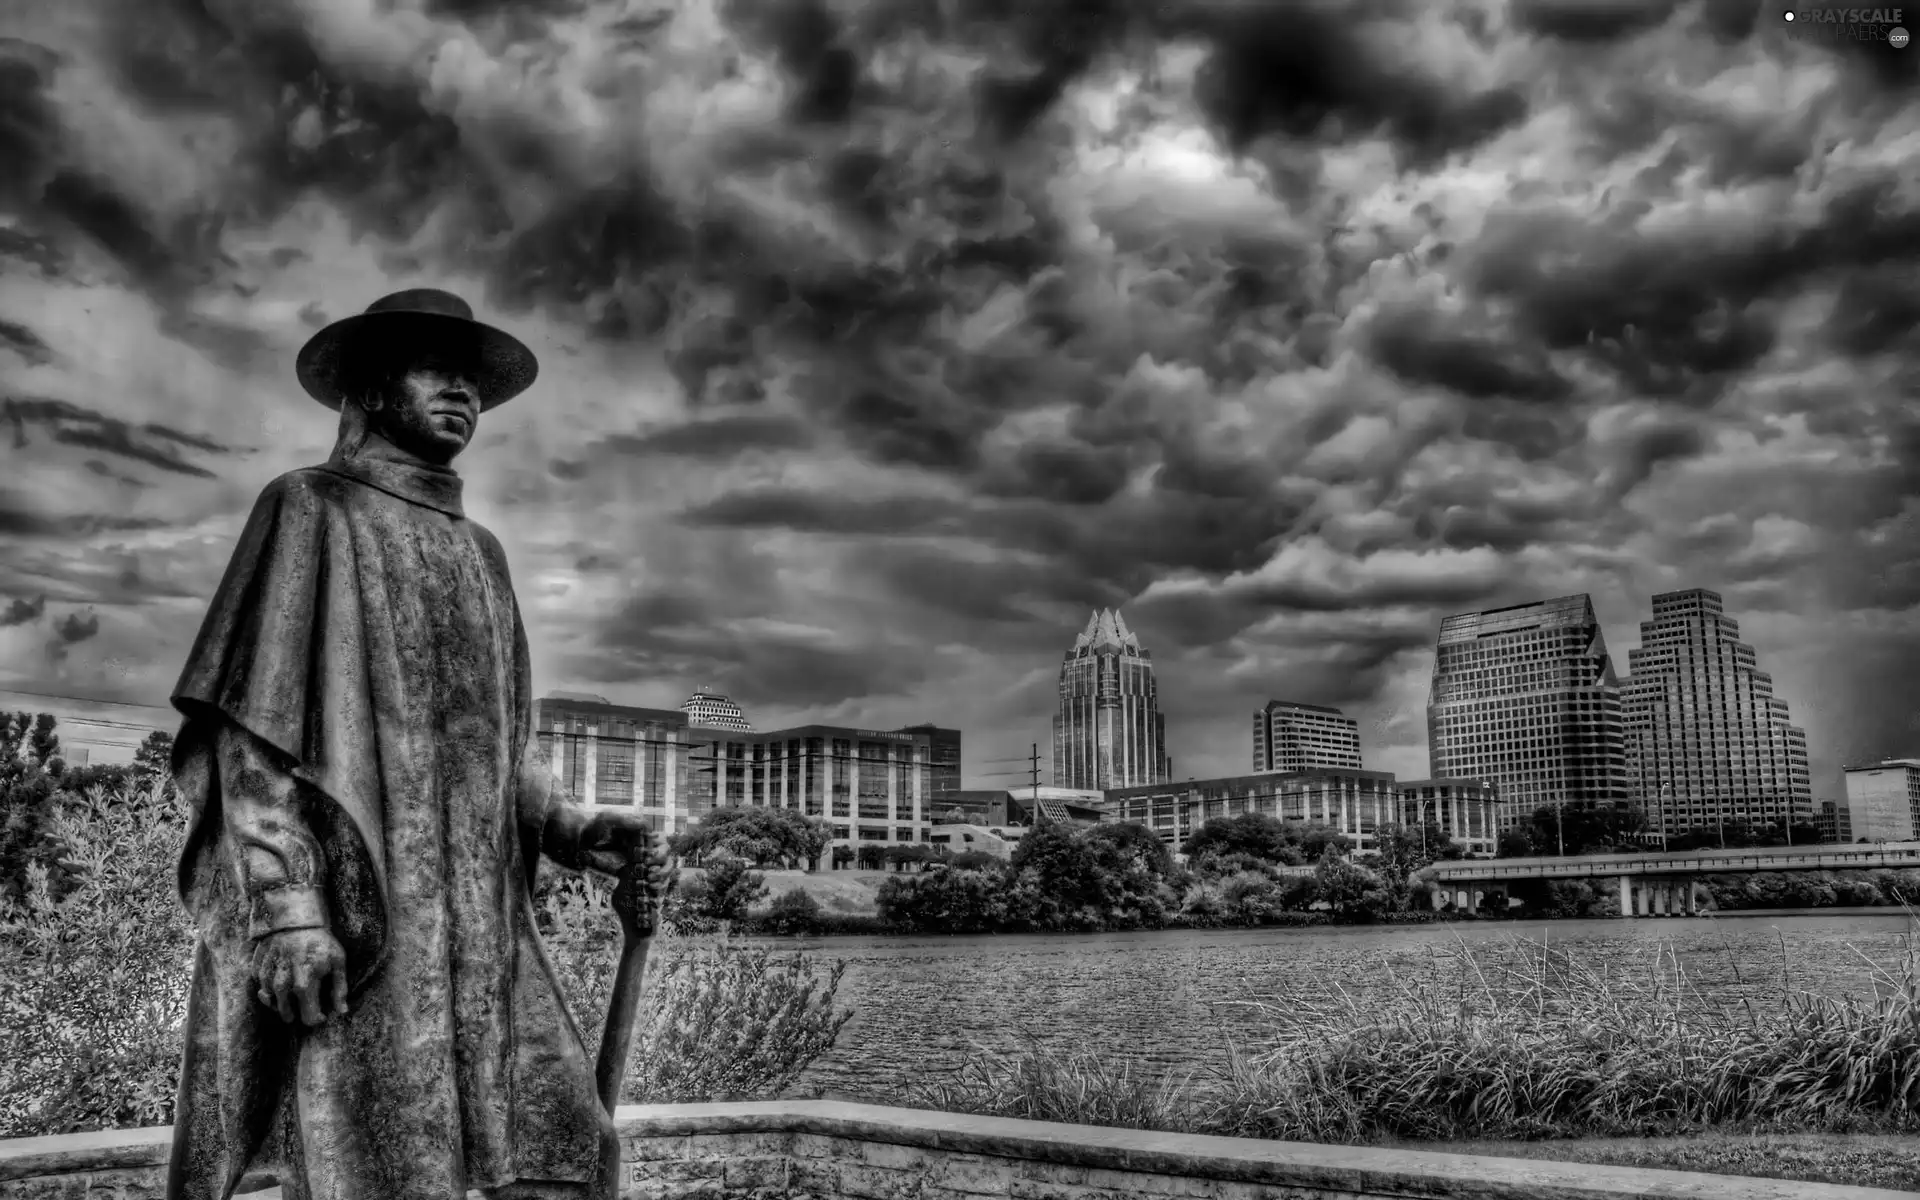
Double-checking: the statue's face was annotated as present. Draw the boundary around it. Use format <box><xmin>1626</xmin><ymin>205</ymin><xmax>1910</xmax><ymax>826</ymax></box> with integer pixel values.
<box><xmin>370</xmin><ymin>352</ymin><xmax>482</xmax><ymax>464</ymax></box>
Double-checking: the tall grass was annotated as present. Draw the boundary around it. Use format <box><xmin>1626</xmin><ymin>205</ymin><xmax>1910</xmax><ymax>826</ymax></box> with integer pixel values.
<box><xmin>0</xmin><ymin>776</ymin><xmax>854</xmax><ymax>1138</ymax></box>
<box><xmin>910</xmin><ymin>924</ymin><xmax>1920</xmax><ymax>1144</ymax></box>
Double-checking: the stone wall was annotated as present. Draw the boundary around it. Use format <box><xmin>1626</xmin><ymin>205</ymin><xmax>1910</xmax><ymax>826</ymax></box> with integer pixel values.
<box><xmin>4</xmin><ymin>1101</ymin><xmax>1913</xmax><ymax>1200</ymax></box>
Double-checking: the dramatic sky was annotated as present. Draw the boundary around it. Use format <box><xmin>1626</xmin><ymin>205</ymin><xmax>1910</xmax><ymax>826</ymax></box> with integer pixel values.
<box><xmin>0</xmin><ymin>0</ymin><xmax>1916</xmax><ymax>798</ymax></box>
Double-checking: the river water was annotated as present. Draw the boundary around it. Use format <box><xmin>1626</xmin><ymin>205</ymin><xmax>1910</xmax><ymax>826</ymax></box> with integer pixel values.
<box><xmin>781</xmin><ymin>912</ymin><xmax>1917</xmax><ymax>1103</ymax></box>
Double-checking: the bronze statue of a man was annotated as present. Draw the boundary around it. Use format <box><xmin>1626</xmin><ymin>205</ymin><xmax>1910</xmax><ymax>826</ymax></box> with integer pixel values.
<box><xmin>165</xmin><ymin>289</ymin><xmax>654</xmax><ymax>1200</ymax></box>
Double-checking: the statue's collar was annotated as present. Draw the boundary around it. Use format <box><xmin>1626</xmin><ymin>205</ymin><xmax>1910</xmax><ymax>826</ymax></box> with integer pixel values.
<box><xmin>322</xmin><ymin>441</ymin><xmax>465</xmax><ymax>519</ymax></box>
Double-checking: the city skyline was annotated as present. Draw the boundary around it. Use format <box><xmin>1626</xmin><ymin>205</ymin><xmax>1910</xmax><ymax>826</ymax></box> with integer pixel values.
<box><xmin>1</xmin><ymin>4</ymin><xmax>1916</xmax><ymax>805</ymax></box>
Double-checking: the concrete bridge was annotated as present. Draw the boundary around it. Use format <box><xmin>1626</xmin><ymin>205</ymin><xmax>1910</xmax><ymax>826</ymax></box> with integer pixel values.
<box><xmin>1411</xmin><ymin>841</ymin><xmax>1920</xmax><ymax>918</ymax></box>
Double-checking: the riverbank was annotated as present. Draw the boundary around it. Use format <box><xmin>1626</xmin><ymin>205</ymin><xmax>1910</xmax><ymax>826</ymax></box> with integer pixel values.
<box><xmin>883</xmin><ymin>924</ymin><xmax>1919</xmax><ymax>1171</ymax></box>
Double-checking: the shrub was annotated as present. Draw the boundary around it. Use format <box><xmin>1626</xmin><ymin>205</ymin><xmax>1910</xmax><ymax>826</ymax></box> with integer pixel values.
<box><xmin>534</xmin><ymin>870</ymin><xmax>854</xmax><ymax>1103</ymax></box>
<box><xmin>760</xmin><ymin>888</ymin><xmax>825</xmax><ymax>935</ymax></box>
<box><xmin>0</xmin><ymin>776</ymin><xmax>194</xmax><ymax>1137</ymax></box>
<box><xmin>661</xmin><ymin>856</ymin><xmax>769</xmax><ymax>927</ymax></box>
<box><xmin>0</xmin><ymin>774</ymin><xmax>855</xmax><ymax>1137</ymax></box>
<box><xmin>877</xmin><ymin>866</ymin><xmax>1006</xmax><ymax>934</ymax></box>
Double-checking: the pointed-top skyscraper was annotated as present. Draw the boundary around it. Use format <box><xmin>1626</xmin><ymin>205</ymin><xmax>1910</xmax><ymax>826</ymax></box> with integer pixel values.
<box><xmin>1053</xmin><ymin>608</ymin><xmax>1172</xmax><ymax>790</ymax></box>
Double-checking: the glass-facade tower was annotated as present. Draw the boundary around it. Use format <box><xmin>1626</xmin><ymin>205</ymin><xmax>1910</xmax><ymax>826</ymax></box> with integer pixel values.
<box><xmin>1624</xmin><ymin>589</ymin><xmax>1812</xmax><ymax>840</ymax></box>
<box><xmin>1427</xmin><ymin>594</ymin><xmax>1630</xmax><ymax>834</ymax></box>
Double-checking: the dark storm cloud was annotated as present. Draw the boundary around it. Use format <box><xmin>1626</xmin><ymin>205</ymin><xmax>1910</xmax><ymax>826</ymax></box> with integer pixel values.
<box><xmin>862</xmin><ymin>546</ymin><xmax>1120</xmax><ymax>626</ymax></box>
<box><xmin>681</xmin><ymin>488</ymin><xmax>967</xmax><ymax>537</ymax></box>
<box><xmin>975</xmin><ymin>439</ymin><xmax>1134</xmax><ymax>506</ymax></box>
<box><xmin>39</xmin><ymin>171</ymin><xmax>191</xmax><ymax>288</ymax></box>
<box><xmin>582</xmin><ymin>588</ymin><xmax>933</xmax><ymax>708</ymax></box>
<box><xmin>53</xmin><ymin>610</ymin><xmax>100</xmax><ymax>644</ymax></box>
<box><xmin>0</xmin><ymin>594</ymin><xmax>46</xmax><ymax>627</ymax></box>
<box><xmin>1464</xmin><ymin>176</ymin><xmax>1920</xmax><ymax>402</ymax></box>
<box><xmin>0</xmin><ymin>38</ymin><xmax>63</xmax><ymax>206</ymax></box>
<box><xmin>0</xmin><ymin>320</ymin><xmax>54</xmax><ymax>366</ymax></box>
<box><xmin>1510</xmin><ymin>0</ymin><xmax>1678</xmax><ymax>42</ymax></box>
<box><xmin>2</xmin><ymin>395</ymin><xmax>230</xmax><ymax>478</ymax></box>
<box><xmin>1368</xmin><ymin>304</ymin><xmax>1571</xmax><ymax>402</ymax></box>
<box><xmin>594</xmin><ymin>413</ymin><xmax>818</xmax><ymax>461</ymax></box>
<box><xmin>725</xmin><ymin>0</ymin><xmax>861</xmax><ymax>124</ymax></box>
<box><xmin>0</xmin><ymin>499</ymin><xmax>174</xmax><ymax>541</ymax></box>
<box><xmin>1184</xmin><ymin>3</ymin><xmax>1529</xmax><ymax>164</ymax></box>
<box><xmin>156</xmin><ymin>310</ymin><xmax>283</xmax><ymax>375</ymax></box>
<box><xmin>1824</xmin><ymin>265</ymin><xmax>1920</xmax><ymax>357</ymax></box>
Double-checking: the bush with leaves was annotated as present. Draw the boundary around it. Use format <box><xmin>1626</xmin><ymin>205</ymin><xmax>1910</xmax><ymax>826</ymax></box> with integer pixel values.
<box><xmin>670</xmin><ymin>806</ymin><xmax>830</xmax><ymax>869</ymax></box>
<box><xmin>877</xmin><ymin>865</ymin><xmax>1006</xmax><ymax>934</ymax></box>
<box><xmin>1</xmin><ymin>775</ymin><xmax>854</xmax><ymax>1138</ymax></box>
<box><xmin>0</xmin><ymin>775</ymin><xmax>194</xmax><ymax>1137</ymax></box>
<box><xmin>536</xmin><ymin>872</ymin><xmax>853</xmax><ymax>1102</ymax></box>
<box><xmin>759</xmin><ymin>887</ymin><xmax>825</xmax><ymax>935</ymax></box>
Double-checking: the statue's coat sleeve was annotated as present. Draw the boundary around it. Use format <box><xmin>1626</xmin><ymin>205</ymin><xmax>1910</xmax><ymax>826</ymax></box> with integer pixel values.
<box><xmin>165</xmin><ymin>470</ymin><xmax>392</xmax><ymax>1200</ymax></box>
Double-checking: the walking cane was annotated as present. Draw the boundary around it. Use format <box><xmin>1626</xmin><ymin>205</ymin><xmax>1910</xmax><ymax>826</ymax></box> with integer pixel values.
<box><xmin>594</xmin><ymin>849</ymin><xmax>659</xmax><ymax>1114</ymax></box>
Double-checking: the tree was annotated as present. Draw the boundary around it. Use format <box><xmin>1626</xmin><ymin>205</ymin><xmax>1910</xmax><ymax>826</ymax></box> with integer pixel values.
<box><xmin>1182</xmin><ymin>813</ymin><xmax>1302</xmax><ymax>866</ymax></box>
<box><xmin>1313</xmin><ymin>849</ymin><xmax>1392</xmax><ymax>920</ymax></box>
<box><xmin>694</xmin><ymin>856</ymin><xmax>769</xmax><ymax>922</ymax></box>
<box><xmin>1</xmin><ymin>713</ymin><xmax>65</xmax><ymax>903</ymax></box>
<box><xmin>759</xmin><ymin>888</ymin><xmax>823</xmax><ymax>935</ymax></box>
<box><xmin>1497</xmin><ymin>828</ymin><xmax>1536</xmax><ymax>858</ymax></box>
<box><xmin>1521</xmin><ymin>804</ymin><xmax>1646</xmax><ymax>857</ymax></box>
<box><xmin>131</xmin><ymin>731</ymin><xmax>174</xmax><ymax>782</ymax></box>
<box><xmin>1084</xmin><ymin>821</ymin><xmax>1175</xmax><ymax>879</ymax></box>
<box><xmin>670</xmin><ymin>807</ymin><xmax>831</xmax><ymax>868</ymax></box>
<box><xmin>855</xmin><ymin>844</ymin><xmax>887</xmax><ymax>870</ymax></box>
<box><xmin>876</xmin><ymin>867</ymin><xmax>1005</xmax><ymax>934</ymax></box>
<box><xmin>830</xmin><ymin>844</ymin><xmax>855</xmax><ymax>868</ymax></box>
<box><xmin>1371</xmin><ymin>821</ymin><xmax>1465</xmax><ymax>883</ymax></box>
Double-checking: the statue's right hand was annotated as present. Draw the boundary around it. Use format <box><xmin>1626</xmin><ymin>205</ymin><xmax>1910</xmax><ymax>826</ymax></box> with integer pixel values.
<box><xmin>251</xmin><ymin>928</ymin><xmax>350</xmax><ymax>1027</ymax></box>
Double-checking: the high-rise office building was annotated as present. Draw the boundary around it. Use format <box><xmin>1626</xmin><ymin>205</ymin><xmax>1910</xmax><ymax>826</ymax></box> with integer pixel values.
<box><xmin>1253</xmin><ymin>700</ymin><xmax>1362</xmax><ymax>772</ymax></box>
<box><xmin>1815</xmin><ymin>799</ymin><xmax>1855</xmax><ymax>844</ymax></box>
<box><xmin>1843</xmin><ymin>759</ymin><xmax>1920</xmax><ymax>842</ymax></box>
<box><xmin>1053</xmin><ymin>609</ymin><xmax>1172</xmax><ymax>790</ymax></box>
<box><xmin>1427</xmin><ymin>594</ymin><xmax>1630</xmax><ymax>833</ymax></box>
<box><xmin>898</xmin><ymin>723</ymin><xmax>963</xmax><ymax>797</ymax></box>
<box><xmin>681</xmin><ymin>686</ymin><xmax>755</xmax><ymax>732</ymax></box>
<box><xmin>676</xmin><ymin>722</ymin><xmax>937</xmax><ymax>852</ymax></box>
<box><xmin>535</xmin><ymin>692</ymin><xmax>692</xmax><ymax>834</ymax></box>
<box><xmin>1623</xmin><ymin>589</ymin><xmax>1813</xmax><ymax>841</ymax></box>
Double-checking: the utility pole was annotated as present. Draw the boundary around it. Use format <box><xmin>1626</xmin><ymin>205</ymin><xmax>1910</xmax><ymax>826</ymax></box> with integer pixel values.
<box><xmin>1030</xmin><ymin>742</ymin><xmax>1042</xmax><ymax>823</ymax></box>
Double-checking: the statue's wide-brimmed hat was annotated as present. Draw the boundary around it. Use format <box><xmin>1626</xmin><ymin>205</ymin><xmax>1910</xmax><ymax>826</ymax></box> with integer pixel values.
<box><xmin>295</xmin><ymin>288</ymin><xmax>539</xmax><ymax>411</ymax></box>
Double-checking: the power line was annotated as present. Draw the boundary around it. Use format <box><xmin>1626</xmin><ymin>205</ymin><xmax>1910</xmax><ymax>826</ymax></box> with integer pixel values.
<box><xmin>0</xmin><ymin>686</ymin><xmax>174</xmax><ymax>713</ymax></box>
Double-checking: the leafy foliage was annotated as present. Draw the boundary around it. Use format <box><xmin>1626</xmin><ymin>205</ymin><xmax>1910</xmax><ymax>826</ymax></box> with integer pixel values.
<box><xmin>1182</xmin><ymin>813</ymin><xmax>1351</xmax><ymax>872</ymax></box>
<box><xmin>670</xmin><ymin>806</ymin><xmax>830</xmax><ymax>868</ymax></box>
<box><xmin>536</xmin><ymin>872</ymin><xmax>853</xmax><ymax>1103</ymax></box>
<box><xmin>0</xmin><ymin>775</ymin><xmax>194</xmax><ymax>1137</ymax></box>
<box><xmin>0</xmin><ymin>760</ymin><xmax>854</xmax><ymax>1138</ymax></box>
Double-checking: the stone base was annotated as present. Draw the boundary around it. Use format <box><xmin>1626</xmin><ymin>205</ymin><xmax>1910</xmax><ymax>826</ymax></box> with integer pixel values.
<box><xmin>5</xmin><ymin>1101</ymin><xmax>1914</xmax><ymax>1200</ymax></box>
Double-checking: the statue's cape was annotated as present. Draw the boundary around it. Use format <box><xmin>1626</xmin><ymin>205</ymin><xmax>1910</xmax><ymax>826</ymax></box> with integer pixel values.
<box><xmin>162</xmin><ymin>460</ymin><xmax>546</xmax><ymax>1200</ymax></box>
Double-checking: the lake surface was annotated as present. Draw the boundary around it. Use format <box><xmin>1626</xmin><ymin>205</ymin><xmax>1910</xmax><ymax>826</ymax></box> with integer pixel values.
<box><xmin>780</xmin><ymin>912</ymin><xmax>1918</xmax><ymax>1103</ymax></box>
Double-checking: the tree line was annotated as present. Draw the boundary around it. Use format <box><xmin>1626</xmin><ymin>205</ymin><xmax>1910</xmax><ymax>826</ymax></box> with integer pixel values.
<box><xmin>0</xmin><ymin>712</ymin><xmax>173</xmax><ymax>905</ymax></box>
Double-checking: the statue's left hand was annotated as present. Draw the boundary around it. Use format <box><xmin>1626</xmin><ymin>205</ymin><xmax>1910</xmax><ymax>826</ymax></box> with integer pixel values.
<box><xmin>580</xmin><ymin>811</ymin><xmax>669</xmax><ymax>902</ymax></box>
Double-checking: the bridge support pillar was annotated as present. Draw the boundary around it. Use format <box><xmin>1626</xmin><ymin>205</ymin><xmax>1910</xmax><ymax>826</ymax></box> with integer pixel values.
<box><xmin>1682</xmin><ymin>879</ymin><xmax>1698</xmax><ymax>915</ymax></box>
<box><xmin>1466</xmin><ymin>888</ymin><xmax>1480</xmax><ymax>915</ymax></box>
<box><xmin>1617</xmin><ymin>875</ymin><xmax>1632</xmax><ymax>917</ymax></box>
<box><xmin>1431</xmin><ymin>886</ymin><xmax>1445</xmax><ymax>911</ymax></box>
<box><xmin>1654</xmin><ymin>882</ymin><xmax>1670</xmax><ymax>916</ymax></box>
<box><xmin>1635</xmin><ymin>881</ymin><xmax>1651</xmax><ymax>916</ymax></box>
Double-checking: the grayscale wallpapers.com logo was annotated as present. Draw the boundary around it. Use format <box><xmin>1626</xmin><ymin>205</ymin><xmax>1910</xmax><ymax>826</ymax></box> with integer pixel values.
<box><xmin>1783</xmin><ymin>7</ymin><xmax>1911</xmax><ymax>45</ymax></box>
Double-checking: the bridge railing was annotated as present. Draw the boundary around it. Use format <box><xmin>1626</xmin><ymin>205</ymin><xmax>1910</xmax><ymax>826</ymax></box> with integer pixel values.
<box><xmin>1417</xmin><ymin>842</ymin><xmax>1920</xmax><ymax>882</ymax></box>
